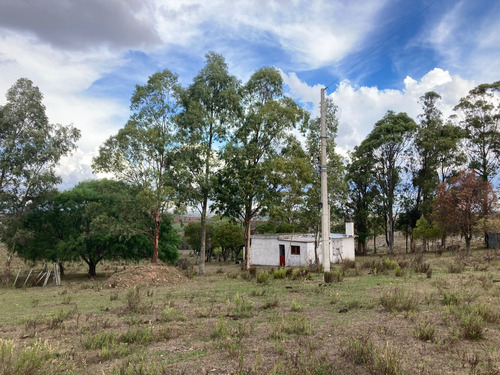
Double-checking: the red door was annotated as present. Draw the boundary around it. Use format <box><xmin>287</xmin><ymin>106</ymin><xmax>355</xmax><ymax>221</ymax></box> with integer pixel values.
<box><xmin>279</xmin><ymin>244</ymin><xmax>285</xmax><ymax>266</ymax></box>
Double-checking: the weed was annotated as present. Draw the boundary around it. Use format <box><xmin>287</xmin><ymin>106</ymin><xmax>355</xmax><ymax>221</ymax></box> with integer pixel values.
<box><xmin>261</xmin><ymin>295</ymin><xmax>279</xmax><ymax>310</ymax></box>
<box><xmin>48</xmin><ymin>308</ymin><xmax>73</xmax><ymax>329</ymax></box>
<box><xmin>441</xmin><ymin>291</ymin><xmax>461</xmax><ymax>306</ymax></box>
<box><xmin>250</xmin><ymin>289</ymin><xmax>266</xmax><ymax>297</ymax></box>
<box><xmin>413</xmin><ymin>319</ymin><xmax>436</xmax><ymax>341</ymax></box>
<box><xmin>270</xmin><ymin>313</ymin><xmax>312</xmax><ymax>339</ymax></box>
<box><xmin>120</xmin><ymin>326</ymin><xmax>153</xmax><ymax>345</ymax></box>
<box><xmin>342</xmin><ymin>335</ymin><xmax>373</xmax><ymax>365</ymax></box>
<box><xmin>394</xmin><ymin>266</ymin><xmax>404</xmax><ymax>277</ymax></box>
<box><xmin>447</xmin><ymin>261</ymin><xmax>465</xmax><ymax>274</ymax></box>
<box><xmin>379</xmin><ymin>288</ymin><xmax>419</xmax><ymax>312</ymax></box>
<box><xmin>249</xmin><ymin>267</ymin><xmax>257</xmax><ymax>278</ymax></box>
<box><xmin>82</xmin><ymin>331</ymin><xmax>118</xmax><ymax>350</ymax></box>
<box><xmin>227</xmin><ymin>271</ymin><xmax>239</xmax><ymax>279</ymax></box>
<box><xmin>0</xmin><ymin>339</ymin><xmax>59</xmax><ymax>375</ymax></box>
<box><xmin>370</xmin><ymin>341</ymin><xmax>405</xmax><ymax>375</ymax></box>
<box><xmin>272</xmin><ymin>269</ymin><xmax>286</xmax><ymax>279</ymax></box>
<box><xmin>216</xmin><ymin>268</ymin><xmax>224</xmax><ymax>274</ymax></box>
<box><xmin>324</xmin><ymin>269</ymin><xmax>343</xmax><ymax>283</ymax></box>
<box><xmin>228</xmin><ymin>293</ymin><xmax>254</xmax><ymax>319</ymax></box>
<box><xmin>256</xmin><ymin>271</ymin><xmax>270</xmax><ymax>284</ymax></box>
<box><xmin>124</xmin><ymin>286</ymin><xmax>144</xmax><ymax>313</ymax></box>
<box><xmin>211</xmin><ymin>318</ymin><xmax>229</xmax><ymax>339</ymax></box>
<box><xmin>109</xmin><ymin>292</ymin><xmax>119</xmax><ymax>301</ymax></box>
<box><xmin>290</xmin><ymin>299</ymin><xmax>304</xmax><ymax>312</ymax></box>
<box><xmin>158</xmin><ymin>307</ymin><xmax>186</xmax><ymax>322</ymax></box>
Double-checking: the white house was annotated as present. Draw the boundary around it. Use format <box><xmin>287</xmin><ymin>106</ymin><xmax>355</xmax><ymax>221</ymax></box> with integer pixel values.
<box><xmin>250</xmin><ymin>222</ymin><xmax>355</xmax><ymax>267</ymax></box>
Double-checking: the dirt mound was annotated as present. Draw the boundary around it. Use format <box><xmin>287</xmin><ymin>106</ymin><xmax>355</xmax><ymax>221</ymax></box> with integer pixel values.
<box><xmin>106</xmin><ymin>264</ymin><xmax>188</xmax><ymax>288</ymax></box>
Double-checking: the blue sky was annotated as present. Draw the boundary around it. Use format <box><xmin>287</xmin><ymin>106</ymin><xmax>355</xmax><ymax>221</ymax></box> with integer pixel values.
<box><xmin>0</xmin><ymin>0</ymin><xmax>499</xmax><ymax>188</ymax></box>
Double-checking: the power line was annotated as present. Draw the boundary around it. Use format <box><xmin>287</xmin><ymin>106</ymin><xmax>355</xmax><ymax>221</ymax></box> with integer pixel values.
<box><xmin>324</xmin><ymin>0</ymin><xmax>440</xmax><ymax>92</ymax></box>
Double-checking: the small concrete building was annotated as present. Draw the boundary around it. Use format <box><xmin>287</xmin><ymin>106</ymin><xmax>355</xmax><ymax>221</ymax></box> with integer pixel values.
<box><xmin>250</xmin><ymin>223</ymin><xmax>355</xmax><ymax>267</ymax></box>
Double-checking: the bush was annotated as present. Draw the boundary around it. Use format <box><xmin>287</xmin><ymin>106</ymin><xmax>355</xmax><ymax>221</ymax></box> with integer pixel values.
<box><xmin>272</xmin><ymin>269</ymin><xmax>286</xmax><ymax>279</ymax></box>
<box><xmin>324</xmin><ymin>269</ymin><xmax>343</xmax><ymax>283</ymax></box>
<box><xmin>0</xmin><ymin>339</ymin><xmax>59</xmax><ymax>375</ymax></box>
<box><xmin>413</xmin><ymin>320</ymin><xmax>436</xmax><ymax>341</ymax></box>
<box><xmin>82</xmin><ymin>331</ymin><xmax>118</xmax><ymax>350</ymax></box>
<box><xmin>256</xmin><ymin>271</ymin><xmax>270</xmax><ymax>284</ymax></box>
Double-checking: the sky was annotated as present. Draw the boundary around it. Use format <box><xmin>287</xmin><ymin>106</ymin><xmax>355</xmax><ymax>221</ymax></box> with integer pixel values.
<box><xmin>0</xmin><ymin>0</ymin><xmax>499</xmax><ymax>189</ymax></box>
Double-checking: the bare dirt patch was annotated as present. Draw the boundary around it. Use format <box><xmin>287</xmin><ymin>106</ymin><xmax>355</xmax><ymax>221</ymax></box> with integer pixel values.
<box><xmin>106</xmin><ymin>264</ymin><xmax>188</xmax><ymax>288</ymax></box>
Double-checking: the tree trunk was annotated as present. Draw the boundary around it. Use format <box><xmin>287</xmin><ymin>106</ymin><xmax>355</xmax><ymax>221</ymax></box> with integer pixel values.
<box><xmin>244</xmin><ymin>219</ymin><xmax>252</xmax><ymax>270</ymax></box>
<box><xmin>199</xmin><ymin>199</ymin><xmax>208</xmax><ymax>275</ymax></box>
<box><xmin>387</xmin><ymin>212</ymin><xmax>394</xmax><ymax>254</ymax></box>
<box><xmin>152</xmin><ymin>209</ymin><xmax>160</xmax><ymax>264</ymax></box>
<box><xmin>88</xmin><ymin>261</ymin><xmax>97</xmax><ymax>277</ymax></box>
<box><xmin>2</xmin><ymin>252</ymin><xmax>13</xmax><ymax>286</ymax></box>
<box><xmin>465</xmin><ymin>236</ymin><xmax>471</xmax><ymax>256</ymax></box>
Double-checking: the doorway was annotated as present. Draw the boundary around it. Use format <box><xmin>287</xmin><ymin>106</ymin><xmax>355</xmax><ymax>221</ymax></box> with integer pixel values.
<box><xmin>279</xmin><ymin>244</ymin><xmax>285</xmax><ymax>266</ymax></box>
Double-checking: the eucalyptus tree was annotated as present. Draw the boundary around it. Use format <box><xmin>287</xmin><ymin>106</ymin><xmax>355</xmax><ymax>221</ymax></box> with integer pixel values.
<box><xmin>296</xmin><ymin>98</ymin><xmax>346</xmax><ymax>260</ymax></box>
<box><xmin>409</xmin><ymin>92</ymin><xmax>465</xmax><ymax>251</ymax></box>
<box><xmin>454</xmin><ymin>81</ymin><xmax>500</xmax><ymax>182</ymax></box>
<box><xmin>178</xmin><ymin>52</ymin><xmax>241</xmax><ymax>275</ymax></box>
<box><xmin>357</xmin><ymin>111</ymin><xmax>416</xmax><ymax>253</ymax></box>
<box><xmin>213</xmin><ymin>67</ymin><xmax>308</xmax><ymax>269</ymax></box>
<box><xmin>346</xmin><ymin>149</ymin><xmax>377</xmax><ymax>255</ymax></box>
<box><xmin>0</xmin><ymin>78</ymin><xmax>80</xmax><ymax>284</ymax></box>
<box><xmin>93</xmin><ymin>70</ymin><xmax>185</xmax><ymax>264</ymax></box>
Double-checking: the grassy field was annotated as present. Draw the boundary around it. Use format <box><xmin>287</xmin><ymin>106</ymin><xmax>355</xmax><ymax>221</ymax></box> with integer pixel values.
<box><xmin>0</xmin><ymin>245</ymin><xmax>499</xmax><ymax>374</ymax></box>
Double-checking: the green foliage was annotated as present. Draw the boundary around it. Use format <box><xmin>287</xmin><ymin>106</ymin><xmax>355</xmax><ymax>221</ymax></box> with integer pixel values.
<box><xmin>82</xmin><ymin>331</ymin><xmax>118</xmax><ymax>350</ymax></box>
<box><xmin>16</xmin><ymin>179</ymin><xmax>180</xmax><ymax>275</ymax></box>
<box><xmin>93</xmin><ymin>69</ymin><xmax>186</xmax><ymax>264</ymax></box>
<box><xmin>120</xmin><ymin>326</ymin><xmax>153</xmax><ymax>345</ymax></box>
<box><xmin>213</xmin><ymin>66</ymin><xmax>308</xmax><ymax>268</ymax></box>
<box><xmin>228</xmin><ymin>293</ymin><xmax>254</xmax><ymax>319</ymax></box>
<box><xmin>272</xmin><ymin>269</ymin><xmax>286</xmax><ymax>279</ymax></box>
<box><xmin>0</xmin><ymin>78</ymin><xmax>80</xmax><ymax>283</ymax></box>
<box><xmin>354</xmin><ymin>110</ymin><xmax>417</xmax><ymax>254</ymax></box>
<box><xmin>256</xmin><ymin>271</ymin><xmax>270</xmax><ymax>284</ymax></box>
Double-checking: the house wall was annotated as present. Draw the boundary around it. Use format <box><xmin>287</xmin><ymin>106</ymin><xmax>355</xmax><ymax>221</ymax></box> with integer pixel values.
<box><xmin>251</xmin><ymin>234</ymin><xmax>355</xmax><ymax>266</ymax></box>
<box><xmin>250</xmin><ymin>235</ymin><xmax>279</xmax><ymax>266</ymax></box>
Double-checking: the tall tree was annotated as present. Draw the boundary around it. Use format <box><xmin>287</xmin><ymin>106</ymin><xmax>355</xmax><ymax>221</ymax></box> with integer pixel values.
<box><xmin>346</xmin><ymin>149</ymin><xmax>377</xmax><ymax>255</ymax></box>
<box><xmin>454</xmin><ymin>81</ymin><xmax>500</xmax><ymax>246</ymax></box>
<box><xmin>433</xmin><ymin>170</ymin><xmax>496</xmax><ymax>254</ymax></box>
<box><xmin>93</xmin><ymin>70</ymin><xmax>185</xmax><ymax>264</ymax></box>
<box><xmin>213</xmin><ymin>67</ymin><xmax>307</xmax><ymax>269</ymax></box>
<box><xmin>0</xmin><ymin>78</ymin><xmax>80</xmax><ymax>284</ymax></box>
<box><xmin>178</xmin><ymin>52</ymin><xmax>241</xmax><ymax>275</ymax></box>
<box><xmin>454</xmin><ymin>81</ymin><xmax>500</xmax><ymax>182</ymax></box>
<box><xmin>357</xmin><ymin>111</ymin><xmax>416</xmax><ymax>253</ymax></box>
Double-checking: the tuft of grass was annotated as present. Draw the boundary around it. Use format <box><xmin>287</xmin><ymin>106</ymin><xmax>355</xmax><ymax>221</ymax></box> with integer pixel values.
<box><xmin>158</xmin><ymin>307</ymin><xmax>186</xmax><ymax>323</ymax></box>
<box><xmin>82</xmin><ymin>331</ymin><xmax>118</xmax><ymax>350</ymax></box>
<box><xmin>290</xmin><ymin>299</ymin><xmax>304</xmax><ymax>312</ymax></box>
<box><xmin>120</xmin><ymin>326</ymin><xmax>153</xmax><ymax>345</ymax></box>
<box><xmin>379</xmin><ymin>288</ymin><xmax>419</xmax><ymax>313</ymax></box>
<box><xmin>0</xmin><ymin>339</ymin><xmax>60</xmax><ymax>375</ymax></box>
<box><xmin>228</xmin><ymin>293</ymin><xmax>254</xmax><ymax>319</ymax></box>
<box><xmin>211</xmin><ymin>318</ymin><xmax>229</xmax><ymax>339</ymax></box>
<box><xmin>413</xmin><ymin>319</ymin><xmax>436</xmax><ymax>341</ymax></box>
<box><xmin>124</xmin><ymin>286</ymin><xmax>144</xmax><ymax>313</ymax></box>
<box><xmin>272</xmin><ymin>269</ymin><xmax>286</xmax><ymax>279</ymax></box>
<box><xmin>256</xmin><ymin>271</ymin><xmax>270</xmax><ymax>284</ymax></box>
<box><xmin>324</xmin><ymin>269</ymin><xmax>343</xmax><ymax>283</ymax></box>
<box><xmin>261</xmin><ymin>295</ymin><xmax>279</xmax><ymax>310</ymax></box>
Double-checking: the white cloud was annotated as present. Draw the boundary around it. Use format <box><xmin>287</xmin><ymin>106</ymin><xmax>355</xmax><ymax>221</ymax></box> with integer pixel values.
<box><xmin>283</xmin><ymin>68</ymin><xmax>476</xmax><ymax>155</ymax></box>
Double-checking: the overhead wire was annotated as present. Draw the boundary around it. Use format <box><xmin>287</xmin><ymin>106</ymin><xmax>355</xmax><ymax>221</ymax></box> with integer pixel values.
<box><xmin>324</xmin><ymin>0</ymin><xmax>441</xmax><ymax>93</ymax></box>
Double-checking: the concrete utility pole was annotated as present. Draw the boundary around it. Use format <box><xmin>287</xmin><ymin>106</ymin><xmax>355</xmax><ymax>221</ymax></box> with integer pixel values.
<box><xmin>320</xmin><ymin>88</ymin><xmax>330</xmax><ymax>271</ymax></box>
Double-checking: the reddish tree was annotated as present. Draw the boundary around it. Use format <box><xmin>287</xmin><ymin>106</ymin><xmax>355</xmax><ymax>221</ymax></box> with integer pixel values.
<box><xmin>433</xmin><ymin>170</ymin><xmax>496</xmax><ymax>254</ymax></box>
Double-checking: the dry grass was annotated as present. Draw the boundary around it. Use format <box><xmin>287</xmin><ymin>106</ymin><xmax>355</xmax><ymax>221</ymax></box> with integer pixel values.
<box><xmin>0</xmin><ymin>240</ymin><xmax>499</xmax><ymax>374</ymax></box>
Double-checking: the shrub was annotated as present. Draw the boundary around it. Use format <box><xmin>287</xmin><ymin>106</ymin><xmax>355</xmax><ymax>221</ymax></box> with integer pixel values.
<box><xmin>447</xmin><ymin>261</ymin><xmax>465</xmax><ymax>274</ymax></box>
<box><xmin>256</xmin><ymin>271</ymin><xmax>270</xmax><ymax>284</ymax></box>
<box><xmin>413</xmin><ymin>320</ymin><xmax>436</xmax><ymax>341</ymax></box>
<box><xmin>290</xmin><ymin>299</ymin><xmax>304</xmax><ymax>312</ymax></box>
<box><xmin>324</xmin><ymin>271</ymin><xmax>334</xmax><ymax>284</ymax></box>
<box><xmin>158</xmin><ymin>307</ymin><xmax>186</xmax><ymax>322</ymax></box>
<box><xmin>124</xmin><ymin>286</ymin><xmax>144</xmax><ymax>313</ymax></box>
<box><xmin>272</xmin><ymin>269</ymin><xmax>286</xmax><ymax>279</ymax></box>
<box><xmin>249</xmin><ymin>267</ymin><xmax>258</xmax><ymax>277</ymax></box>
<box><xmin>341</xmin><ymin>259</ymin><xmax>356</xmax><ymax>272</ymax></box>
<box><xmin>211</xmin><ymin>318</ymin><xmax>229</xmax><ymax>339</ymax></box>
<box><xmin>324</xmin><ymin>269</ymin><xmax>343</xmax><ymax>283</ymax></box>
<box><xmin>459</xmin><ymin>312</ymin><xmax>484</xmax><ymax>340</ymax></box>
